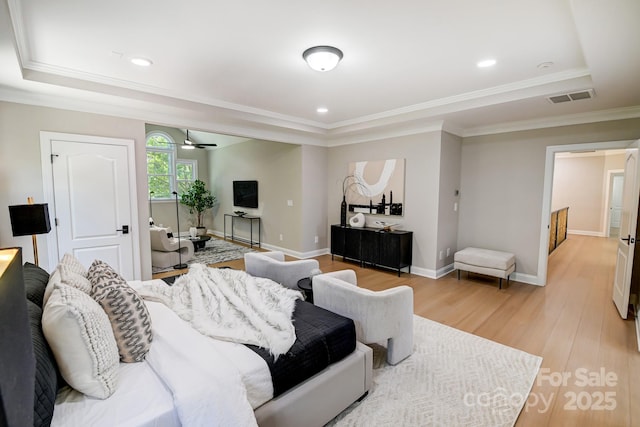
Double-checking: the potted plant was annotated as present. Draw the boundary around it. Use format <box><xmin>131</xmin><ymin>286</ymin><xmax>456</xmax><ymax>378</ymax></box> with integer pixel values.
<box><xmin>180</xmin><ymin>179</ymin><xmax>216</xmax><ymax>236</ymax></box>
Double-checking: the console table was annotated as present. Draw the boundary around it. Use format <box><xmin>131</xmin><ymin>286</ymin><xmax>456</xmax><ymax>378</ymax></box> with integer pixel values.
<box><xmin>224</xmin><ymin>214</ymin><xmax>261</xmax><ymax>248</ymax></box>
<box><xmin>330</xmin><ymin>225</ymin><xmax>413</xmax><ymax>276</ymax></box>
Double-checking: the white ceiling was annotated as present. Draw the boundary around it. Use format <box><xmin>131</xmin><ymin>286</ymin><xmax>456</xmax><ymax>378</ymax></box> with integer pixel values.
<box><xmin>1</xmin><ymin>0</ymin><xmax>639</xmax><ymax>146</ymax></box>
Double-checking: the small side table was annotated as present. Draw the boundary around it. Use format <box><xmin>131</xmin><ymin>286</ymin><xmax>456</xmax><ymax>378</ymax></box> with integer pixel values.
<box><xmin>189</xmin><ymin>235</ymin><xmax>211</xmax><ymax>252</ymax></box>
<box><xmin>297</xmin><ymin>277</ymin><xmax>313</xmax><ymax>303</ymax></box>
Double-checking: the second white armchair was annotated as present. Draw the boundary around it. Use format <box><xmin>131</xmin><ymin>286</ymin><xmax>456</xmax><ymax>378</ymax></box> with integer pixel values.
<box><xmin>244</xmin><ymin>251</ymin><xmax>320</xmax><ymax>290</ymax></box>
<box><xmin>313</xmin><ymin>270</ymin><xmax>414</xmax><ymax>365</ymax></box>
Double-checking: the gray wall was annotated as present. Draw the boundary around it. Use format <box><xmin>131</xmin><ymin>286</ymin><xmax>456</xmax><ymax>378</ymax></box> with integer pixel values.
<box><xmin>208</xmin><ymin>139</ymin><xmax>305</xmax><ymax>252</ymax></box>
<box><xmin>435</xmin><ymin>132</ymin><xmax>462</xmax><ymax>270</ymax></box>
<box><xmin>552</xmin><ymin>153</ymin><xmax>625</xmax><ymax>235</ymax></box>
<box><xmin>459</xmin><ymin>118</ymin><xmax>640</xmax><ymax>277</ymax></box>
<box><xmin>301</xmin><ymin>145</ymin><xmax>329</xmax><ymax>253</ymax></box>
<box><xmin>145</xmin><ymin>124</ymin><xmax>211</xmax><ymax>233</ymax></box>
<box><xmin>327</xmin><ymin>132</ymin><xmax>443</xmax><ymax>273</ymax></box>
<box><xmin>0</xmin><ymin>101</ymin><xmax>152</xmax><ymax>278</ymax></box>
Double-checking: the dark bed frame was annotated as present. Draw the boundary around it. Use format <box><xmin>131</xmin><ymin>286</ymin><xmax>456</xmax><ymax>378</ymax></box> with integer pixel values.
<box><xmin>0</xmin><ymin>248</ymin><xmax>35</xmax><ymax>427</ymax></box>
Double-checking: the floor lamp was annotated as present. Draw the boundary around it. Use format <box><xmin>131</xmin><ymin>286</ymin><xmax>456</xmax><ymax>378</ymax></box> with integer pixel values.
<box><xmin>172</xmin><ymin>191</ymin><xmax>188</xmax><ymax>270</ymax></box>
<box><xmin>8</xmin><ymin>197</ymin><xmax>52</xmax><ymax>266</ymax></box>
<box><xmin>149</xmin><ymin>191</ymin><xmax>154</xmax><ymax>226</ymax></box>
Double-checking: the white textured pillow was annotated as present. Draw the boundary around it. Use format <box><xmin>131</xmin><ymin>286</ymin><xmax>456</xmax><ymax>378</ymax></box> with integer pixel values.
<box><xmin>60</xmin><ymin>252</ymin><xmax>87</xmax><ymax>276</ymax></box>
<box><xmin>42</xmin><ymin>283</ymin><xmax>119</xmax><ymax>399</ymax></box>
<box><xmin>58</xmin><ymin>264</ymin><xmax>92</xmax><ymax>294</ymax></box>
<box><xmin>42</xmin><ymin>253</ymin><xmax>88</xmax><ymax>306</ymax></box>
<box><xmin>42</xmin><ymin>268</ymin><xmax>61</xmax><ymax>307</ymax></box>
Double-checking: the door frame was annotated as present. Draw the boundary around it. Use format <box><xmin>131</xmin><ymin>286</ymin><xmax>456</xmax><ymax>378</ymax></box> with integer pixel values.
<box><xmin>538</xmin><ymin>139</ymin><xmax>635</xmax><ymax>285</ymax></box>
<box><xmin>40</xmin><ymin>131</ymin><xmax>141</xmax><ymax>278</ymax></box>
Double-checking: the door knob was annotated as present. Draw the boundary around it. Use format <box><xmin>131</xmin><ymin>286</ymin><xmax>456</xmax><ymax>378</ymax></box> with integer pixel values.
<box><xmin>621</xmin><ymin>234</ymin><xmax>634</xmax><ymax>244</ymax></box>
<box><xmin>117</xmin><ymin>225</ymin><xmax>129</xmax><ymax>234</ymax></box>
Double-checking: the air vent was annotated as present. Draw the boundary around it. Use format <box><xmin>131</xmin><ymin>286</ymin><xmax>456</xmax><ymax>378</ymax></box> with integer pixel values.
<box><xmin>547</xmin><ymin>89</ymin><xmax>595</xmax><ymax>104</ymax></box>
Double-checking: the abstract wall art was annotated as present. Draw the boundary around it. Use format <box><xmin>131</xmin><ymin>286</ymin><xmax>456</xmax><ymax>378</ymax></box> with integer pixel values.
<box><xmin>346</xmin><ymin>158</ymin><xmax>405</xmax><ymax>216</ymax></box>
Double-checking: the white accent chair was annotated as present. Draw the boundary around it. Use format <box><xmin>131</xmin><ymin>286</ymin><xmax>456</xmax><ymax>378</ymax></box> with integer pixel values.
<box><xmin>149</xmin><ymin>227</ymin><xmax>194</xmax><ymax>269</ymax></box>
<box><xmin>244</xmin><ymin>251</ymin><xmax>320</xmax><ymax>290</ymax></box>
<box><xmin>313</xmin><ymin>270</ymin><xmax>414</xmax><ymax>365</ymax></box>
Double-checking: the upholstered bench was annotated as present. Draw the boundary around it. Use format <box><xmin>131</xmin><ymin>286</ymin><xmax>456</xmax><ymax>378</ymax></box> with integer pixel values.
<box><xmin>454</xmin><ymin>247</ymin><xmax>515</xmax><ymax>289</ymax></box>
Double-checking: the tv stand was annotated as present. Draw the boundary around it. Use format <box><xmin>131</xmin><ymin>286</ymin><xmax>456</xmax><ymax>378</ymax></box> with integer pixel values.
<box><xmin>224</xmin><ymin>214</ymin><xmax>261</xmax><ymax>248</ymax></box>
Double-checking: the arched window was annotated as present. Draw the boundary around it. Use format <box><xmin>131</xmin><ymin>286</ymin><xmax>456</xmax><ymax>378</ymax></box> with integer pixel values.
<box><xmin>146</xmin><ymin>131</ymin><xmax>198</xmax><ymax>200</ymax></box>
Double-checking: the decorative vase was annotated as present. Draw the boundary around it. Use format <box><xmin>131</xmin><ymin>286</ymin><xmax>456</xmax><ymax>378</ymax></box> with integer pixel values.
<box><xmin>189</xmin><ymin>227</ymin><xmax>197</xmax><ymax>238</ymax></box>
<box><xmin>340</xmin><ymin>195</ymin><xmax>347</xmax><ymax>227</ymax></box>
<box><xmin>349</xmin><ymin>212</ymin><xmax>365</xmax><ymax>228</ymax></box>
<box><xmin>196</xmin><ymin>226</ymin><xmax>206</xmax><ymax>236</ymax></box>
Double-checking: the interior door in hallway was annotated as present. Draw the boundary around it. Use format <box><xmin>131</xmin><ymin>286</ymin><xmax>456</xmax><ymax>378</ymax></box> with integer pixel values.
<box><xmin>46</xmin><ymin>134</ymin><xmax>139</xmax><ymax>279</ymax></box>
<box><xmin>609</xmin><ymin>173</ymin><xmax>624</xmax><ymax>237</ymax></box>
<box><xmin>613</xmin><ymin>147</ymin><xmax>640</xmax><ymax>319</ymax></box>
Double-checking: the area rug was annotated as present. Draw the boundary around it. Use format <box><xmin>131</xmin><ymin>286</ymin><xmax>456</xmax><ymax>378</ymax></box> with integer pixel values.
<box><xmin>152</xmin><ymin>238</ymin><xmax>257</xmax><ymax>273</ymax></box>
<box><xmin>328</xmin><ymin>315</ymin><xmax>542</xmax><ymax>427</ymax></box>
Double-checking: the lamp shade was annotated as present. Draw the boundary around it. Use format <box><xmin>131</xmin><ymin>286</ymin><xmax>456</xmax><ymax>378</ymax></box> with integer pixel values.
<box><xmin>8</xmin><ymin>204</ymin><xmax>52</xmax><ymax>236</ymax></box>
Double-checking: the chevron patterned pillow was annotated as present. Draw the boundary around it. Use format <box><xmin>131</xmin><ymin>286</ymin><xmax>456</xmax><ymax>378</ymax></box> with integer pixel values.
<box><xmin>87</xmin><ymin>260</ymin><xmax>153</xmax><ymax>363</ymax></box>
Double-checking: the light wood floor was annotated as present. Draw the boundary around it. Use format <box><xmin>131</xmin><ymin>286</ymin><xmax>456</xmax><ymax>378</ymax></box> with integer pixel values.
<box><xmin>155</xmin><ymin>234</ymin><xmax>640</xmax><ymax>426</ymax></box>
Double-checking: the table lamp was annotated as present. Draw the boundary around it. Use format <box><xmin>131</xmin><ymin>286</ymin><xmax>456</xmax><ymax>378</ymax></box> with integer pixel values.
<box><xmin>8</xmin><ymin>197</ymin><xmax>52</xmax><ymax>266</ymax></box>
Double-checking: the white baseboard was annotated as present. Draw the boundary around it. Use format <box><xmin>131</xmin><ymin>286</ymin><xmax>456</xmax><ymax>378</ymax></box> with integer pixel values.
<box><xmin>209</xmin><ymin>229</ymin><xmax>544</xmax><ymax>286</ymax></box>
<box><xmin>568</xmin><ymin>229</ymin><xmax>606</xmax><ymax>237</ymax></box>
<box><xmin>409</xmin><ymin>266</ymin><xmax>437</xmax><ymax>279</ymax></box>
<box><xmin>404</xmin><ymin>264</ymin><xmax>453</xmax><ymax>279</ymax></box>
<box><xmin>512</xmin><ymin>272</ymin><xmax>542</xmax><ymax>286</ymax></box>
<box><xmin>436</xmin><ymin>263</ymin><xmax>455</xmax><ymax>278</ymax></box>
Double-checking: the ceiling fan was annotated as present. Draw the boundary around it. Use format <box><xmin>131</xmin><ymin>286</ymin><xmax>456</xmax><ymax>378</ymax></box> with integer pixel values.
<box><xmin>182</xmin><ymin>129</ymin><xmax>217</xmax><ymax>149</ymax></box>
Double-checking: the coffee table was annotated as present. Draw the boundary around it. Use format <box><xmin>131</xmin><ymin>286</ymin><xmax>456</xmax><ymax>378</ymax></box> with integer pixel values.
<box><xmin>189</xmin><ymin>235</ymin><xmax>211</xmax><ymax>252</ymax></box>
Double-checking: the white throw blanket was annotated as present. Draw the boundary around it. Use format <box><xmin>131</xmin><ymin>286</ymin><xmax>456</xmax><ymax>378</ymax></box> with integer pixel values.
<box><xmin>145</xmin><ymin>301</ymin><xmax>259</xmax><ymax>427</ymax></box>
<box><xmin>137</xmin><ymin>264</ymin><xmax>302</xmax><ymax>356</ymax></box>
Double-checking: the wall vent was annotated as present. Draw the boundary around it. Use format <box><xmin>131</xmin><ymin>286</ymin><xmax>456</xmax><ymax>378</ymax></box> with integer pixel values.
<box><xmin>547</xmin><ymin>89</ymin><xmax>595</xmax><ymax>104</ymax></box>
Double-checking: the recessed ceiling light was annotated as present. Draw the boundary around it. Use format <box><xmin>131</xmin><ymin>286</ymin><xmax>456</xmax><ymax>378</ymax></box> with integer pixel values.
<box><xmin>477</xmin><ymin>59</ymin><xmax>496</xmax><ymax>68</ymax></box>
<box><xmin>130</xmin><ymin>57</ymin><xmax>153</xmax><ymax>67</ymax></box>
<box><xmin>537</xmin><ymin>61</ymin><xmax>554</xmax><ymax>69</ymax></box>
<box><xmin>317</xmin><ymin>107</ymin><xmax>329</xmax><ymax>113</ymax></box>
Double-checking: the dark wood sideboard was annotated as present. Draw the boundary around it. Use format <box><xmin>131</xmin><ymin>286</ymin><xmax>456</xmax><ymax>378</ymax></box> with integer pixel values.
<box><xmin>330</xmin><ymin>225</ymin><xmax>413</xmax><ymax>276</ymax></box>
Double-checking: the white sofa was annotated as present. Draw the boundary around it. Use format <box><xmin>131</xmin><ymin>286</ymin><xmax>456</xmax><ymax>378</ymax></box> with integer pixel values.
<box><xmin>244</xmin><ymin>251</ymin><xmax>320</xmax><ymax>290</ymax></box>
<box><xmin>313</xmin><ymin>270</ymin><xmax>414</xmax><ymax>365</ymax></box>
<box><xmin>149</xmin><ymin>227</ymin><xmax>194</xmax><ymax>269</ymax></box>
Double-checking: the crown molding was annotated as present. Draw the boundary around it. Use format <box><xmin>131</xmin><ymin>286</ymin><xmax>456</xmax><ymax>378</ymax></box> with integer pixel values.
<box><xmin>461</xmin><ymin>105</ymin><xmax>640</xmax><ymax>137</ymax></box>
<box><xmin>327</xmin><ymin>68</ymin><xmax>592</xmax><ymax>130</ymax></box>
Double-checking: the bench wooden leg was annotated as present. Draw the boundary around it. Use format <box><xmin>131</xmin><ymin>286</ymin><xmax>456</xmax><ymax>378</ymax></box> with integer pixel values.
<box><xmin>499</xmin><ymin>278</ymin><xmax>502</xmax><ymax>289</ymax></box>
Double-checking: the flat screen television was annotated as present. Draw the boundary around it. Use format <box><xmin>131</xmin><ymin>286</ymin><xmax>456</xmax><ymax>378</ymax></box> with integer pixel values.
<box><xmin>233</xmin><ymin>180</ymin><xmax>258</xmax><ymax>208</ymax></box>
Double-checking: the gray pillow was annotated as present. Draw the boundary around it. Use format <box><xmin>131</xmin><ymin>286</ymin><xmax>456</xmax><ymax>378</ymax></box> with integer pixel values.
<box><xmin>23</xmin><ymin>262</ymin><xmax>50</xmax><ymax>308</ymax></box>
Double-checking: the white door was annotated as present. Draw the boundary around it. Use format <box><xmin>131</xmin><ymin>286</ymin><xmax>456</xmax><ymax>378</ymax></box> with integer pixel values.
<box><xmin>47</xmin><ymin>135</ymin><xmax>138</xmax><ymax>279</ymax></box>
<box><xmin>609</xmin><ymin>174</ymin><xmax>624</xmax><ymax>231</ymax></box>
<box><xmin>613</xmin><ymin>147</ymin><xmax>640</xmax><ymax>319</ymax></box>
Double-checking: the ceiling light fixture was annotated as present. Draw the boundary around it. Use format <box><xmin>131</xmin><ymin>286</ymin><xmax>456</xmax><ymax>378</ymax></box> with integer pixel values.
<box><xmin>130</xmin><ymin>57</ymin><xmax>153</xmax><ymax>67</ymax></box>
<box><xmin>182</xmin><ymin>130</ymin><xmax>196</xmax><ymax>149</ymax></box>
<box><xmin>477</xmin><ymin>58</ymin><xmax>496</xmax><ymax>68</ymax></box>
<box><xmin>181</xmin><ymin>129</ymin><xmax>217</xmax><ymax>149</ymax></box>
<box><xmin>317</xmin><ymin>107</ymin><xmax>329</xmax><ymax>113</ymax></box>
<box><xmin>303</xmin><ymin>46</ymin><xmax>343</xmax><ymax>72</ymax></box>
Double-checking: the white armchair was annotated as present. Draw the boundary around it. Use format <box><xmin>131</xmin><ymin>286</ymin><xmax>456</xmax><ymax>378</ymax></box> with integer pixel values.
<box><xmin>313</xmin><ymin>270</ymin><xmax>414</xmax><ymax>365</ymax></box>
<box><xmin>149</xmin><ymin>227</ymin><xmax>194</xmax><ymax>269</ymax></box>
<box><xmin>244</xmin><ymin>251</ymin><xmax>320</xmax><ymax>290</ymax></box>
